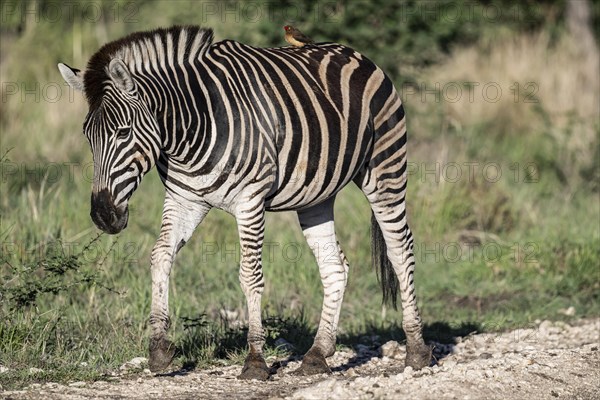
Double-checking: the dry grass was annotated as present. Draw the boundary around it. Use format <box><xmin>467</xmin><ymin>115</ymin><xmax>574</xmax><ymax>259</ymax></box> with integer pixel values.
<box><xmin>403</xmin><ymin>27</ymin><xmax>600</xmax><ymax>206</ymax></box>
<box><xmin>421</xmin><ymin>29</ymin><xmax>599</xmax><ymax>152</ymax></box>
<box><xmin>0</xmin><ymin>85</ymin><xmax>89</xmax><ymax>163</ymax></box>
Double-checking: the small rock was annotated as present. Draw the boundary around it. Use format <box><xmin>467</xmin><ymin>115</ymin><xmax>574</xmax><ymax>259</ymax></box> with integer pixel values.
<box><xmin>539</xmin><ymin>320</ymin><xmax>556</xmax><ymax>335</ymax></box>
<box><xmin>0</xmin><ymin>365</ymin><xmax>9</xmax><ymax>374</ymax></box>
<box><xmin>80</xmin><ymin>362</ymin><xmax>88</xmax><ymax>367</ymax></box>
<box><xmin>473</xmin><ymin>335</ymin><xmax>489</xmax><ymax>345</ymax></box>
<box><xmin>120</xmin><ymin>357</ymin><xmax>148</xmax><ymax>371</ymax></box>
<box><xmin>484</xmin><ymin>369</ymin><xmax>494</xmax><ymax>378</ymax></box>
<box><xmin>479</xmin><ymin>352</ymin><xmax>492</xmax><ymax>359</ymax></box>
<box><xmin>465</xmin><ymin>369</ymin><xmax>481</xmax><ymax>379</ymax></box>
<box><xmin>403</xmin><ymin>366</ymin><xmax>413</xmax><ymax>376</ymax></box>
<box><xmin>290</xmin><ymin>378</ymin><xmax>354</xmax><ymax>399</ymax></box>
<box><xmin>379</xmin><ymin>340</ymin><xmax>404</xmax><ymax>359</ymax></box>
<box><xmin>69</xmin><ymin>381</ymin><xmax>86</xmax><ymax>388</ymax></box>
<box><xmin>553</xmin><ymin>321</ymin><xmax>569</xmax><ymax>330</ymax></box>
<box><xmin>442</xmin><ymin>360</ymin><xmax>457</xmax><ymax>369</ymax></box>
<box><xmin>130</xmin><ymin>357</ymin><xmax>147</xmax><ymax>366</ymax></box>
<box><xmin>558</xmin><ymin>306</ymin><xmax>575</xmax><ymax>316</ymax></box>
<box><xmin>29</xmin><ymin>367</ymin><xmax>44</xmax><ymax>374</ymax></box>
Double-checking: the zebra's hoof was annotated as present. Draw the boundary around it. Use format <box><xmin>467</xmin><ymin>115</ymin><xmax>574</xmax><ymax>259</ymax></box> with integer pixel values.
<box><xmin>238</xmin><ymin>352</ymin><xmax>270</xmax><ymax>380</ymax></box>
<box><xmin>148</xmin><ymin>337</ymin><xmax>176</xmax><ymax>372</ymax></box>
<box><xmin>405</xmin><ymin>342</ymin><xmax>433</xmax><ymax>370</ymax></box>
<box><xmin>293</xmin><ymin>348</ymin><xmax>331</xmax><ymax>375</ymax></box>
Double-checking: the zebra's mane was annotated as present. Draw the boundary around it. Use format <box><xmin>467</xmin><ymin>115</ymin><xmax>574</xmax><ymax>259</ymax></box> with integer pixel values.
<box><xmin>83</xmin><ymin>25</ymin><xmax>214</xmax><ymax>110</ymax></box>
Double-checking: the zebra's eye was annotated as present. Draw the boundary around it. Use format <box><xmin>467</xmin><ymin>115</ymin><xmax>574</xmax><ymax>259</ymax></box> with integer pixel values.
<box><xmin>116</xmin><ymin>126</ymin><xmax>132</xmax><ymax>139</ymax></box>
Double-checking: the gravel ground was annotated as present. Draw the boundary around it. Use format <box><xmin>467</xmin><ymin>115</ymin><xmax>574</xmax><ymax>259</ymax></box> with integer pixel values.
<box><xmin>2</xmin><ymin>318</ymin><xmax>599</xmax><ymax>400</ymax></box>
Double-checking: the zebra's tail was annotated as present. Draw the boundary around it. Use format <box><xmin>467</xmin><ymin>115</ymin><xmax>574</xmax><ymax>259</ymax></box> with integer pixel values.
<box><xmin>371</xmin><ymin>212</ymin><xmax>399</xmax><ymax>310</ymax></box>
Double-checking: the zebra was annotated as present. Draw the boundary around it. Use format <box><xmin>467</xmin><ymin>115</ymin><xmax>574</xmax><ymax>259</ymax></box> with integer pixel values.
<box><xmin>58</xmin><ymin>26</ymin><xmax>432</xmax><ymax>379</ymax></box>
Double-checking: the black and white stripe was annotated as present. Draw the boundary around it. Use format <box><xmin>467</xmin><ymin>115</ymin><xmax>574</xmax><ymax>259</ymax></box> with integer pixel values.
<box><xmin>59</xmin><ymin>25</ymin><xmax>431</xmax><ymax>377</ymax></box>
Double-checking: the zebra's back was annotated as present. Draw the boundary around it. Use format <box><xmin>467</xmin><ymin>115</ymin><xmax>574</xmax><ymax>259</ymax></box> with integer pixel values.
<box><xmin>204</xmin><ymin>40</ymin><xmax>399</xmax><ymax>210</ymax></box>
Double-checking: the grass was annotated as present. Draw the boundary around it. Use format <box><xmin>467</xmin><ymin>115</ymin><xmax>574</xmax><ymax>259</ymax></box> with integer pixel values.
<box><xmin>1</xmin><ymin>22</ymin><xmax>599</xmax><ymax>391</ymax></box>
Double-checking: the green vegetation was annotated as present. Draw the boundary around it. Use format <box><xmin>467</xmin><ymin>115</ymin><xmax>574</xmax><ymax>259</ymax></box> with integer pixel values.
<box><xmin>1</xmin><ymin>0</ymin><xmax>598</xmax><ymax>390</ymax></box>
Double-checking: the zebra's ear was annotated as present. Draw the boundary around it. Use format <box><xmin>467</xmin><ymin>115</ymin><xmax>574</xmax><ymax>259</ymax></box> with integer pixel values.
<box><xmin>108</xmin><ymin>59</ymin><xmax>135</xmax><ymax>93</ymax></box>
<box><xmin>58</xmin><ymin>63</ymin><xmax>85</xmax><ymax>92</ymax></box>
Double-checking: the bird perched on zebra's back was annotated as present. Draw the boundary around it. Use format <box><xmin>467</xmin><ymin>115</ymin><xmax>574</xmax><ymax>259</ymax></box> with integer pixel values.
<box><xmin>284</xmin><ymin>25</ymin><xmax>314</xmax><ymax>48</ymax></box>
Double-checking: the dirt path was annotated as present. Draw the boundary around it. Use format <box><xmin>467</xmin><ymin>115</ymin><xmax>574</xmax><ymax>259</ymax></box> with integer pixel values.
<box><xmin>2</xmin><ymin>318</ymin><xmax>599</xmax><ymax>399</ymax></box>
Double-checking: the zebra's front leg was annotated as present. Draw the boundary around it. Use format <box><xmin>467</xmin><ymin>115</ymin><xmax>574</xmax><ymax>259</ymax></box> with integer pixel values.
<box><xmin>148</xmin><ymin>198</ymin><xmax>210</xmax><ymax>372</ymax></box>
<box><xmin>294</xmin><ymin>199</ymin><xmax>347</xmax><ymax>375</ymax></box>
<box><xmin>236</xmin><ymin>202</ymin><xmax>270</xmax><ymax>381</ymax></box>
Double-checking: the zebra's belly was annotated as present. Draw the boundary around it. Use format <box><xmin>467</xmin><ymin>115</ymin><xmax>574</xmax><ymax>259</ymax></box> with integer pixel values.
<box><xmin>264</xmin><ymin>179</ymin><xmax>347</xmax><ymax>211</ymax></box>
<box><xmin>264</xmin><ymin>151</ymin><xmax>365</xmax><ymax>212</ymax></box>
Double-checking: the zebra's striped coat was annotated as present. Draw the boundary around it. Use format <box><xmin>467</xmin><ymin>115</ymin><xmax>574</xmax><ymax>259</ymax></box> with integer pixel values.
<box><xmin>59</xmin><ymin>26</ymin><xmax>431</xmax><ymax>378</ymax></box>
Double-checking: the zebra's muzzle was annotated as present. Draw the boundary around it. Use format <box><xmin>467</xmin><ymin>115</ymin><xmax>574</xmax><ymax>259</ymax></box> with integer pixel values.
<box><xmin>90</xmin><ymin>189</ymin><xmax>129</xmax><ymax>234</ymax></box>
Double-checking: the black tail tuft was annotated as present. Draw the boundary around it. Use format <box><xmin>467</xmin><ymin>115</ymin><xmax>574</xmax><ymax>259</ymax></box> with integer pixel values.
<box><xmin>371</xmin><ymin>212</ymin><xmax>398</xmax><ymax>310</ymax></box>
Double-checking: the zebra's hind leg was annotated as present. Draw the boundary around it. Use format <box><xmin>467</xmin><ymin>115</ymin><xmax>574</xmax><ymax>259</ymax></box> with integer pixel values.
<box><xmin>358</xmin><ymin>175</ymin><xmax>432</xmax><ymax>370</ymax></box>
<box><xmin>236</xmin><ymin>200</ymin><xmax>270</xmax><ymax>381</ymax></box>
<box><xmin>293</xmin><ymin>198</ymin><xmax>347</xmax><ymax>375</ymax></box>
<box><xmin>148</xmin><ymin>197</ymin><xmax>210</xmax><ymax>372</ymax></box>
<box><xmin>370</xmin><ymin>205</ymin><xmax>432</xmax><ymax>369</ymax></box>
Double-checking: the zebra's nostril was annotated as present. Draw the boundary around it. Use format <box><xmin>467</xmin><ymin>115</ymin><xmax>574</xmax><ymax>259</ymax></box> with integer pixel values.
<box><xmin>90</xmin><ymin>189</ymin><xmax>128</xmax><ymax>234</ymax></box>
<box><xmin>110</xmin><ymin>210</ymin><xmax>118</xmax><ymax>225</ymax></box>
